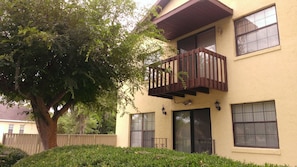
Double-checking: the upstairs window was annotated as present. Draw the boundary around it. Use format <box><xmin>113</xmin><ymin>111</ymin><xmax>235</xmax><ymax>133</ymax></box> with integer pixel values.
<box><xmin>235</xmin><ymin>6</ymin><xmax>280</xmax><ymax>56</ymax></box>
<box><xmin>8</xmin><ymin>124</ymin><xmax>13</xmax><ymax>134</ymax></box>
<box><xmin>19</xmin><ymin>125</ymin><xmax>25</xmax><ymax>134</ymax></box>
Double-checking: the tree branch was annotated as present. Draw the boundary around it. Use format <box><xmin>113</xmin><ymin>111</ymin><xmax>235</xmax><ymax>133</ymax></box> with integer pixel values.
<box><xmin>14</xmin><ymin>55</ymin><xmax>30</xmax><ymax>99</ymax></box>
<box><xmin>14</xmin><ymin>56</ymin><xmax>20</xmax><ymax>91</ymax></box>
<box><xmin>52</xmin><ymin>98</ymin><xmax>74</xmax><ymax>122</ymax></box>
<box><xmin>47</xmin><ymin>91</ymin><xmax>67</xmax><ymax>109</ymax></box>
<box><xmin>31</xmin><ymin>96</ymin><xmax>52</xmax><ymax>125</ymax></box>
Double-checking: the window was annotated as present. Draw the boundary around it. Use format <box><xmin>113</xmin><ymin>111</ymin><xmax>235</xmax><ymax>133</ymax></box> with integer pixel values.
<box><xmin>8</xmin><ymin>124</ymin><xmax>14</xmax><ymax>134</ymax></box>
<box><xmin>130</xmin><ymin>113</ymin><xmax>155</xmax><ymax>147</ymax></box>
<box><xmin>235</xmin><ymin>6</ymin><xmax>280</xmax><ymax>56</ymax></box>
<box><xmin>231</xmin><ymin>101</ymin><xmax>279</xmax><ymax>148</ymax></box>
<box><xmin>19</xmin><ymin>125</ymin><xmax>25</xmax><ymax>134</ymax></box>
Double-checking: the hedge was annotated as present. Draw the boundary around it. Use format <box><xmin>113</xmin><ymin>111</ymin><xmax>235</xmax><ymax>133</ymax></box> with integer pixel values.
<box><xmin>0</xmin><ymin>144</ymin><xmax>28</xmax><ymax>167</ymax></box>
<box><xmin>13</xmin><ymin>145</ymin><xmax>287</xmax><ymax>167</ymax></box>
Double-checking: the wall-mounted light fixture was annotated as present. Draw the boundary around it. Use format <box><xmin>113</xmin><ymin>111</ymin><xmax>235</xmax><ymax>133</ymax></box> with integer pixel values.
<box><xmin>162</xmin><ymin>105</ymin><xmax>167</xmax><ymax>115</ymax></box>
<box><xmin>215</xmin><ymin>101</ymin><xmax>221</xmax><ymax>111</ymax></box>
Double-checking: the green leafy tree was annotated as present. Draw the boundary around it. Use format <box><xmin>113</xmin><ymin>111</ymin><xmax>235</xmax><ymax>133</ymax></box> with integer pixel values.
<box><xmin>58</xmin><ymin>90</ymin><xmax>117</xmax><ymax>134</ymax></box>
<box><xmin>0</xmin><ymin>0</ymin><xmax>163</xmax><ymax>150</ymax></box>
<box><xmin>57</xmin><ymin>107</ymin><xmax>101</xmax><ymax>134</ymax></box>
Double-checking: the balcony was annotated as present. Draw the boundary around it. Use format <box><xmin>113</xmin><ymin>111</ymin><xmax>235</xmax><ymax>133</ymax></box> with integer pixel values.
<box><xmin>148</xmin><ymin>48</ymin><xmax>228</xmax><ymax>99</ymax></box>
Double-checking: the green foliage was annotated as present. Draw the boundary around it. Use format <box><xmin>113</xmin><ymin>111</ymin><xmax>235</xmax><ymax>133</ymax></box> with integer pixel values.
<box><xmin>58</xmin><ymin>90</ymin><xmax>116</xmax><ymax>134</ymax></box>
<box><xmin>0</xmin><ymin>145</ymin><xmax>28</xmax><ymax>167</ymax></box>
<box><xmin>0</xmin><ymin>0</ymin><xmax>164</xmax><ymax>148</ymax></box>
<box><xmin>13</xmin><ymin>145</ymin><xmax>287</xmax><ymax>167</ymax></box>
<box><xmin>57</xmin><ymin>109</ymin><xmax>115</xmax><ymax>134</ymax></box>
<box><xmin>177</xmin><ymin>71</ymin><xmax>189</xmax><ymax>89</ymax></box>
<box><xmin>0</xmin><ymin>0</ymin><xmax>162</xmax><ymax>102</ymax></box>
<box><xmin>57</xmin><ymin>105</ymin><xmax>100</xmax><ymax>134</ymax></box>
<box><xmin>0</xmin><ymin>0</ymin><xmax>163</xmax><ymax>110</ymax></box>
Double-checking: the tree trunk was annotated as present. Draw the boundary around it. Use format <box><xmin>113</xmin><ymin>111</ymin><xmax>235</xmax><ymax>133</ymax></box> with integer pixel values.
<box><xmin>35</xmin><ymin>114</ymin><xmax>58</xmax><ymax>150</ymax></box>
<box><xmin>30</xmin><ymin>95</ymin><xmax>73</xmax><ymax>150</ymax></box>
<box><xmin>31</xmin><ymin>99</ymin><xmax>58</xmax><ymax>150</ymax></box>
<box><xmin>77</xmin><ymin>114</ymin><xmax>85</xmax><ymax>134</ymax></box>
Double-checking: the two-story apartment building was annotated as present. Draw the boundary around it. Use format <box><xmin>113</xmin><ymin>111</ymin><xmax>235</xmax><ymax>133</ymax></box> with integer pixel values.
<box><xmin>116</xmin><ymin>0</ymin><xmax>297</xmax><ymax>166</ymax></box>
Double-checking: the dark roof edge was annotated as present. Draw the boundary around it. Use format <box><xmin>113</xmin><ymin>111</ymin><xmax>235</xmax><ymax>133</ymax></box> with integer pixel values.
<box><xmin>153</xmin><ymin>0</ymin><xmax>233</xmax><ymax>24</ymax></box>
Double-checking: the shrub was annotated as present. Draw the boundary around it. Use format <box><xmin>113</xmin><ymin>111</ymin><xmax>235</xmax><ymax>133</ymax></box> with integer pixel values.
<box><xmin>0</xmin><ymin>144</ymin><xmax>28</xmax><ymax>167</ymax></box>
<box><xmin>13</xmin><ymin>145</ymin><xmax>287</xmax><ymax>167</ymax></box>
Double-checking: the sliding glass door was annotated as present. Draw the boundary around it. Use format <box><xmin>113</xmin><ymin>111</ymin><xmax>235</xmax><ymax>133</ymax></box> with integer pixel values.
<box><xmin>173</xmin><ymin>109</ymin><xmax>212</xmax><ymax>153</ymax></box>
<box><xmin>174</xmin><ymin>111</ymin><xmax>191</xmax><ymax>152</ymax></box>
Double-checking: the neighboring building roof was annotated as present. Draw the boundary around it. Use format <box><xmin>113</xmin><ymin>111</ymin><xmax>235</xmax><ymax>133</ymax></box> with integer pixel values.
<box><xmin>0</xmin><ymin>104</ymin><xmax>31</xmax><ymax>121</ymax></box>
<box><xmin>152</xmin><ymin>0</ymin><xmax>233</xmax><ymax>40</ymax></box>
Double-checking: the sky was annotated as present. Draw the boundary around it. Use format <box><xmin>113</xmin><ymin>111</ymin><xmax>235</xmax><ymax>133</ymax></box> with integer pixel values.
<box><xmin>133</xmin><ymin>0</ymin><xmax>157</xmax><ymax>9</ymax></box>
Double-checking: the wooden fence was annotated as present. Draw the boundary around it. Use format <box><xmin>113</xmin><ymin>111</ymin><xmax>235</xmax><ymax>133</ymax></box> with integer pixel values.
<box><xmin>2</xmin><ymin>133</ymin><xmax>117</xmax><ymax>155</ymax></box>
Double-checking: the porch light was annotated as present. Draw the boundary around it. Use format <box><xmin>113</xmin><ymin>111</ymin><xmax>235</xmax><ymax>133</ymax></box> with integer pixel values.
<box><xmin>162</xmin><ymin>106</ymin><xmax>167</xmax><ymax>115</ymax></box>
<box><xmin>215</xmin><ymin>101</ymin><xmax>221</xmax><ymax>111</ymax></box>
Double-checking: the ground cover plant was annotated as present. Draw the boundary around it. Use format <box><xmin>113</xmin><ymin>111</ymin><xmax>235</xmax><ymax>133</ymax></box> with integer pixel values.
<box><xmin>13</xmin><ymin>145</ymin><xmax>287</xmax><ymax>167</ymax></box>
<box><xmin>0</xmin><ymin>144</ymin><xmax>28</xmax><ymax>167</ymax></box>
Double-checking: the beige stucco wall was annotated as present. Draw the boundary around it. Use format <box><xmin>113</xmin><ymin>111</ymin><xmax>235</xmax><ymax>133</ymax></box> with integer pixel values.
<box><xmin>0</xmin><ymin>120</ymin><xmax>38</xmax><ymax>143</ymax></box>
<box><xmin>116</xmin><ymin>0</ymin><xmax>297</xmax><ymax>166</ymax></box>
<box><xmin>116</xmin><ymin>85</ymin><xmax>173</xmax><ymax>148</ymax></box>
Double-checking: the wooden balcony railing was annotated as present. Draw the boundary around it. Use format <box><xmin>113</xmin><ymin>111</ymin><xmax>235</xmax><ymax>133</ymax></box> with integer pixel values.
<box><xmin>148</xmin><ymin>48</ymin><xmax>228</xmax><ymax>99</ymax></box>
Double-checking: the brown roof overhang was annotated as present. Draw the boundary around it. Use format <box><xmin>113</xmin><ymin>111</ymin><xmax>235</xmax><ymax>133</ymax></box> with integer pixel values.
<box><xmin>153</xmin><ymin>0</ymin><xmax>233</xmax><ymax>40</ymax></box>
